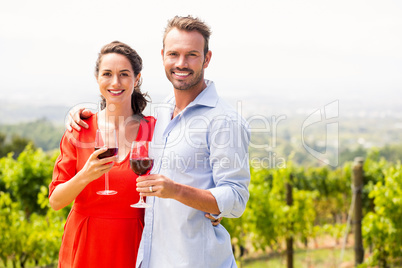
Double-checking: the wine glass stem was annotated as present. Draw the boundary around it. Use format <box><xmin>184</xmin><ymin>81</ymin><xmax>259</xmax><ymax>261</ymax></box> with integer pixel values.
<box><xmin>105</xmin><ymin>172</ymin><xmax>109</xmax><ymax>191</ymax></box>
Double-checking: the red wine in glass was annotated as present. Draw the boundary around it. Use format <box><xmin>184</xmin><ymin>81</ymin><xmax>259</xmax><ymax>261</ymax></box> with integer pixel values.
<box><xmin>130</xmin><ymin>158</ymin><xmax>154</xmax><ymax>176</ymax></box>
<box><xmin>130</xmin><ymin>141</ymin><xmax>153</xmax><ymax>208</ymax></box>
<box><xmin>95</xmin><ymin>147</ymin><xmax>119</xmax><ymax>159</ymax></box>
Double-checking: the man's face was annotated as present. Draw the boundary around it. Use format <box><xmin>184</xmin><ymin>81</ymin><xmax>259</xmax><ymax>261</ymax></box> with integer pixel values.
<box><xmin>162</xmin><ymin>28</ymin><xmax>211</xmax><ymax>91</ymax></box>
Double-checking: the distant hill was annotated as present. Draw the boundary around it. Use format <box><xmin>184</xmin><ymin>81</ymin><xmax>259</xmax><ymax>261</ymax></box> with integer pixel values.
<box><xmin>0</xmin><ymin>118</ymin><xmax>65</xmax><ymax>151</ymax></box>
<box><xmin>1</xmin><ymin>99</ymin><xmax>401</xmax><ymax>167</ymax></box>
<box><xmin>0</xmin><ymin>101</ymin><xmax>72</xmax><ymax>124</ymax></box>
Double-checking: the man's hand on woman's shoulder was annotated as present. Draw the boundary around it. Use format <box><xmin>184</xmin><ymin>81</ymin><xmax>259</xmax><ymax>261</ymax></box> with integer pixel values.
<box><xmin>66</xmin><ymin>107</ymin><xmax>92</xmax><ymax>132</ymax></box>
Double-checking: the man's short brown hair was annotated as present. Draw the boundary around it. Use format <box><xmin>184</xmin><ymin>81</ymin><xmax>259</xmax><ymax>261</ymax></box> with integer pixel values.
<box><xmin>163</xmin><ymin>15</ymin><xmax>212</xmax><ymax>56</ymax></box>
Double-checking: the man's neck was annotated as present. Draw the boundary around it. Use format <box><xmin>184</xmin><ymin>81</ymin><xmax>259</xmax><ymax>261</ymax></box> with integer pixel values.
<box><xmin>172</xmin><ymin>80</ymin><xmax>207</xmax><ymax>118</ymax></box>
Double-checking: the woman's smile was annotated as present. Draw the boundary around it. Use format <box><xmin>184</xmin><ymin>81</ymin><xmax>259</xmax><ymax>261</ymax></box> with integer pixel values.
<box><xmin>108</xmin><ymin>89</ymin><xmax>125</xmax><ymax>96</ymax></box>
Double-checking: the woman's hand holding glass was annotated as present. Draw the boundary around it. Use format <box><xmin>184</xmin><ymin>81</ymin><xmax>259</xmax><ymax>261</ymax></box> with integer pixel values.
<box><xmin>79</xmin><ymin>147</ymin><xmax>117</xmax><ymax>185</ymax></box>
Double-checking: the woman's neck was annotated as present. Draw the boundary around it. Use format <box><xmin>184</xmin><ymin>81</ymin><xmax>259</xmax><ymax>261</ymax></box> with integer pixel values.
<box><xmin>100</xmin><ymin>103</ymin><xmax>134</xmax><ymax>128</ymax></box>
<box><xmin>98</xmin><ymin>104</ymin><xmax>140</xmax><ymax>162</ymax></box>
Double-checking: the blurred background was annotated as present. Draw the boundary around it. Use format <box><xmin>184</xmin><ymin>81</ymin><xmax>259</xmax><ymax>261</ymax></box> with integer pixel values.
<box><xmin>0</xmin><ymin>0</ymin><xmax>401</xmax><ymax>267</ymax></box>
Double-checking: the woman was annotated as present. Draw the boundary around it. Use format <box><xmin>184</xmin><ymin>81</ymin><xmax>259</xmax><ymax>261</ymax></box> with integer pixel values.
<box><xmin>49</xmin><ymin>41</ymin><xmax>155</xmax><ymax>268</ymax></box>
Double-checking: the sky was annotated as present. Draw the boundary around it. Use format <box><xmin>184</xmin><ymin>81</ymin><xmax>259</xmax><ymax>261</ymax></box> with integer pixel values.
<box><xmin>1</xmin><ymin>0</ymin><xmax>401</xmax><ymax>116</ymax></box>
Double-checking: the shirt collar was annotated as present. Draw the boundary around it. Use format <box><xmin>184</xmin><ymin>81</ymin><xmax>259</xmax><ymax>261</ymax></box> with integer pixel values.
<box><xmin>166</xmin><ymin>79</ymin><xmax>218</xmax><ymax>108</ymax></box>
<box><xmin>192</xmin><ymin>79</ymin><xmax>219</xmax><ymax>108</ymax></box>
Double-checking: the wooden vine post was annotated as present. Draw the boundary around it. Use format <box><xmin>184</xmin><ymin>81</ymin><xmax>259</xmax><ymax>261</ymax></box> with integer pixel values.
<box><xmin>286</xmin><ymin>174</ymin><xmax>294</xmax><ymax>268</ymax></box>
<box><xmin>353</xmin><ymin>157</ymin><xmax>364</xmax><ymax>266</ymax></box>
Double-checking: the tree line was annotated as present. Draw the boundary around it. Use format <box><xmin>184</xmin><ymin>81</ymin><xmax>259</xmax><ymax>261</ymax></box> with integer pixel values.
<box><xmin>2</xmin><ymin>117</ymin><xmax>402</xmax><ymax>166</ymax></box>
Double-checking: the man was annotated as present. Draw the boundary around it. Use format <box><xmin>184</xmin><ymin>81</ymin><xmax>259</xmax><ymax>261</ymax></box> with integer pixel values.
<box><xmin>135</xmin><ymin>15</ymin><xmax>250</xmax><ymax>268</ymax></box>
<box><xmin>69</xmin><ymin>16</ymin><xmax>250</xmax><ymax>268</ymax></box>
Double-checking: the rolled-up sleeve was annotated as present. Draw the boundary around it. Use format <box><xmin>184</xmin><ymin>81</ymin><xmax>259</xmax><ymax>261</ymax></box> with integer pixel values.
<box><xmin>208</xmin><ymin>115</ymin><xmax>251</xmax><ymax>218</ymax></box>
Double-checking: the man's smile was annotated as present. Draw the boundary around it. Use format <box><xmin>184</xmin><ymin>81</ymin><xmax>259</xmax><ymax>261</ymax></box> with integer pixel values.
<box><xmin>172</xmin><ymin>69</ymin><xmax>193</xmax><ymax>79</ymax></box>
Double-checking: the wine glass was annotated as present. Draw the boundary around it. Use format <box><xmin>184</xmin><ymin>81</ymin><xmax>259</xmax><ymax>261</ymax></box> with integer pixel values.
<box><xmin>130</xmin><ymin>141</ymin><xmax>154</xmax><ymax>208</ymax></box>
<box><xmin>95</xmin><ymin>128</ymin><xmax>118</xmax><ymax>195</ymax></box>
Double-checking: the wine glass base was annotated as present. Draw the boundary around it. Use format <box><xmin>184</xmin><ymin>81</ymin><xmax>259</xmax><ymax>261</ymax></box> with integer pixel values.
<box><xmin>130</xmin><ymin>202</ymin><xmax>151</xmax><ymax>208</ymax></box>
<box><xmin>97</xmin><ymin>190</ymin><xmax>118</xmax><ymax>195</ymax></box>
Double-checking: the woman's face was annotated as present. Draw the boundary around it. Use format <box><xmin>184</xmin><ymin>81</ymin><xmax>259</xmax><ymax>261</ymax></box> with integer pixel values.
<box><xmin>96</xmin><ymin>53</ymin><xmax>137</xmax><ymax>107</ymax></box>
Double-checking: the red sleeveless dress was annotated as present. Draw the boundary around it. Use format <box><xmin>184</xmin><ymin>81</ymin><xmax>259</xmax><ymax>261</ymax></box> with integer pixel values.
<box><xmin>49</xmin><ymin>114</ymin><xmax>155</xmax><ymax>268</ymax></box>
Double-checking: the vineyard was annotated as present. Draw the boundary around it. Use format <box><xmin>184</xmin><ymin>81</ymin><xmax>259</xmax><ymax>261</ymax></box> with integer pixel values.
<box><xmin>0</xmin><ymin>145</ymin><xmax>401</xmax><ymax>267</ymax></box>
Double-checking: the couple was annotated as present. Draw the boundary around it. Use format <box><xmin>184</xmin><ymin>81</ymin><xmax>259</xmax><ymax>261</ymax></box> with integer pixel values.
<box><xmin>49</xmin><ymin>15</ymin><xmax>251</xmax><ymax>268</ymax></box>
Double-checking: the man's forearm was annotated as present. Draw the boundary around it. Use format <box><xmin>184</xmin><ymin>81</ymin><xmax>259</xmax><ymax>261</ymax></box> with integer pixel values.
<box><xmin>174</xmin><ymin>183</ymin><xmax>220</xmax><ymax>215</ymax></box>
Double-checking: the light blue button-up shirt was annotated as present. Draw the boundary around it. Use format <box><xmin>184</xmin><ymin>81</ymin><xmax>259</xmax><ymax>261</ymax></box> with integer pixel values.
<box><xmin>136</xmin><ymin>80</ymin><xmax>250</xmax><ymax>268</ymax></box>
